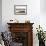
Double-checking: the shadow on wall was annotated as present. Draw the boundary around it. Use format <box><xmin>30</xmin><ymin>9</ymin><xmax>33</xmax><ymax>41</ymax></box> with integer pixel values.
<box><xmin>0</xmin><ymin>0</ymin><xmax>2</xmax><ymax>32</ymax></box>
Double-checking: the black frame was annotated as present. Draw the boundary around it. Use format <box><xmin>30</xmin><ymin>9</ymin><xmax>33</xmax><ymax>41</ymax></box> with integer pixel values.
<box><xmin>14</xmin><ymin>5</ymin><xmax>27</xmax><ymax>15</ymax></box>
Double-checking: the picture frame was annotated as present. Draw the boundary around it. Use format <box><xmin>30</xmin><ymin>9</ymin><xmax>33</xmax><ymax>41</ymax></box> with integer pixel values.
<box><xmin>14</xmin><ymin>5</ymin><xmax>27</xmax><ymax>15</ymax></box>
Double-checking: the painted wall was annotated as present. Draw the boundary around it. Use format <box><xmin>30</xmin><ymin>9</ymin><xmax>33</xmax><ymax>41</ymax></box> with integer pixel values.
<box><xmin>40</xmin><ymin>0</ymin><xmax>46</xmax><ymax>13</ymax></box>
<box><xmin>40</xmin><ymin>0</ymin><xmax>46</xmax><ymax>31</ymax></box>
<box><xmin>0</xmin><ymin>0</ymin><xmax>2</xmax><ymax>32</ymax></box>
<box><xmin>2</xmin><ymin>0</ymin><xmax>40</xmax><ymax>31</ymax></box>
<box><xmin>2</xmin><ymin>0</ymin><xmax>46</xmax><ymax>46</ymax></box>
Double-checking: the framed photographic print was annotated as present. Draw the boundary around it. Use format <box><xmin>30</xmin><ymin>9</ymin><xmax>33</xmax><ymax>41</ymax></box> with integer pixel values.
<box><xmin>14</xmin><ymin>5</ymin><xmax>27</xmax><ymax>15</ymax></box>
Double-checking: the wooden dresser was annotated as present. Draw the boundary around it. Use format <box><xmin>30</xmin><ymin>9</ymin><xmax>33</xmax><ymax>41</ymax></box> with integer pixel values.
<box><xmin>7</xmin><ymin>23</ymin><xmax>34</xmax><ymax>46</ymax></box>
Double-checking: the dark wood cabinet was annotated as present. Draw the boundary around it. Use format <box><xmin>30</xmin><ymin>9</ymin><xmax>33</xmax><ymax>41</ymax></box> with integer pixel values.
<box><xmin>7</xmin><ymin>23</ymin><xmax>34</xmax><ymax>46</ymax></box>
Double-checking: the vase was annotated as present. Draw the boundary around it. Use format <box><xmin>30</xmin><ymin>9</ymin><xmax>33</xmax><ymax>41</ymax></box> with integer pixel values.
<box><xmin>39</xmin><ymin>40</ymin><xmax>45</xmax><ymax>46</ymax></box>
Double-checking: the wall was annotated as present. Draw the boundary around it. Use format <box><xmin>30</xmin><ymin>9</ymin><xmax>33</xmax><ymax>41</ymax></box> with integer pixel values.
<box><xmin>40</xmin><ymin>0</ymin><xmax>46</xmax><ymax>31</ymax></box>
<box><xmin>2</xmin><ymin>0</ymin><xmax>40</xmax><ymax>30</ymax></box>
<box><xmin>0</xmin><ymin>0</ymin><xmax>2</xmax><ymax>32</ymax></box>
<box><xmin>40</xmin><ymin>0</ymin><xmax>46</xmax><ymax>13</ymax></box>
<box><xmin>2</xmin><ymin>0</ymin><xmax>46</xmax><ymax>46</ymax></box>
